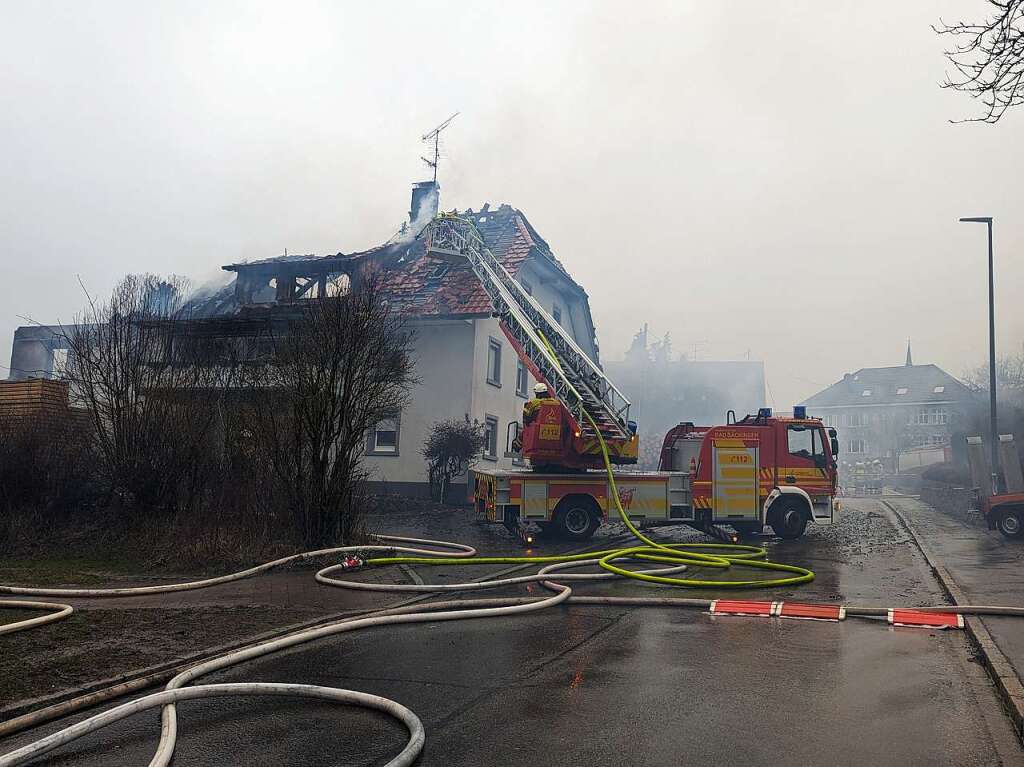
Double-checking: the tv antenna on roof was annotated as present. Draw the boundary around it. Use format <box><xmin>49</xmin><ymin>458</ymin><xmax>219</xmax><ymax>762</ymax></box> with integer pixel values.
<box><xmin>421</xmin><ymin>112</ymin><xmax>459</xmax><ymax>184</ymax></box>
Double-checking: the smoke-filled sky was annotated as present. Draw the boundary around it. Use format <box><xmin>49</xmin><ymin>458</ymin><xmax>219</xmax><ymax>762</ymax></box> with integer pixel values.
<box><xmin>2</xmin><ymin>1</ymin><xmax>1021</xmax><ymax>408</ymax></box>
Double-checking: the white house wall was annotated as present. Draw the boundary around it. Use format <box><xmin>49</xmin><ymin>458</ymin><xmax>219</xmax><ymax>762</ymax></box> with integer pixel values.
<box><xmin>363</xmin><ymin>319</ymin><xmax>476</xmax><ymax>492</ymax></box>
<box><xmin>364</xmin><ymin>263</ymin><xmax>597</xmax><ymax>499</ymax></box>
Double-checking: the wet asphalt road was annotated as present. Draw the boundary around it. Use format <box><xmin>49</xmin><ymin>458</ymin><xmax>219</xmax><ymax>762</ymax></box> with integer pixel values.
<box><xmin>3</xmin><ymin>500</ymin><xmax>1022</xmax><ymax>766</ymax></box>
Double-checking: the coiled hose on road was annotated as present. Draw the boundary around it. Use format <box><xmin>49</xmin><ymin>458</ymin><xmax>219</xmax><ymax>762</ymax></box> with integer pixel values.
<box><xmin>3</xmin><ymin>410</ymin><xmax>1024</xmax><ymax>764</ymax></box>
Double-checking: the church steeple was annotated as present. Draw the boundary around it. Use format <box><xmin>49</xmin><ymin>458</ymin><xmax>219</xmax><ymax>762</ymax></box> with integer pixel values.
<box><xmin>905</xmin><ymin>339</ymin><xmax>913</xmax><ymax>367</ymax></box>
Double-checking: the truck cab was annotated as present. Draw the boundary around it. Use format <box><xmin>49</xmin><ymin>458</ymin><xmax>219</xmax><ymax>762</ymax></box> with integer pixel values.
<box><xmin>660</xmin><ymin>408</ymin><xmax>839</xmax><ymax>539</ymax></box>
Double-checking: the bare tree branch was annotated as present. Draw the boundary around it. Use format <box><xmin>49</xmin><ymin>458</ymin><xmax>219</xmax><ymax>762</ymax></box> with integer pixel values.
<box><xmin>936</xmin><ymin>1</ymin><xmax>1024</xmax><ymax>123</ymax></box>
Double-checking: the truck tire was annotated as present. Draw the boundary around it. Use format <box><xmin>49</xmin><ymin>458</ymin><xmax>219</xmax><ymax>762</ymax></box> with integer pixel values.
<box><xmin>996</xmin><ymin>507</ymin><xmax>1024</xmax><ymax>539</ymax></box>
<box><xmin>552</xmin><ymin>496</ymin><xmax>600</xmax><ymax>541</ymax></box>
<box><xmin>769</xmin><ymin>498</ymin><xmax>808</xmax><ymax>540</ymax></box>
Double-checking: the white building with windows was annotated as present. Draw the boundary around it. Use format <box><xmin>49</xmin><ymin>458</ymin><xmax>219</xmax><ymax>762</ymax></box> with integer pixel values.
<box><xmin>800</xmin><ymin>351</ymin><xmax>977</xmax><ymax>473</ymax></box>
<box><xmin>358</xmin><ymin>198</ymin><xmax>599</xmax><ymax>497</ymax></box>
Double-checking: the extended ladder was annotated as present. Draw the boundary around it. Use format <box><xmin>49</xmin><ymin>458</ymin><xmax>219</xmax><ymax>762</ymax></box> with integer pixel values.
<box><xmin>424</xmin><ymin>214</ymin><xmax>631</xmax><ymax>440</ymax></box>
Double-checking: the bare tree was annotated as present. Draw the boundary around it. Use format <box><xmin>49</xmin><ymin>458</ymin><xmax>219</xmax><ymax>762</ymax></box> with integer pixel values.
<box><xmin>62</xmin><ymin>274</ymin><xmax>233</xmax><ymax>515</ymax></box>
<box><xmin>422</xmin><ymin>418</ymin><xmax>487</xmax><ymax>503</ymax></box>
<box><xmin>245</xmin><ymin>271</ymin><xmax>416</xmax><ymax>547</ymax></box>
<box><xmin>936</xmin><ymin>1</ymin><xmax>1024</xmax><ymax>123</ymax></box>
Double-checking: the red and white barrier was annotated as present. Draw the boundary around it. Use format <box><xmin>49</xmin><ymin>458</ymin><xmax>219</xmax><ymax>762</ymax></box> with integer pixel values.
<box><xmin>887</xmin><ymin>609</ymin><xmax>964</xmax><ymax>629</ymax></box>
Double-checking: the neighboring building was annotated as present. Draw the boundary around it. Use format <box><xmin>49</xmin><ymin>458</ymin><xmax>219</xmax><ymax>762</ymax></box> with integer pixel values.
<box><xmin>800</xmin><ymin>349</ymin><xmax>977</xmax><ymax>473</ymax></box>
<box><xmin>604</xmin><ymin>326</ymin><xmax>766</xmax><ymax>469</ymax></box>
<box><xmin>8</xmin><ymin>182</ymin><xmax>600</xmax><ymax>498</ymax></box>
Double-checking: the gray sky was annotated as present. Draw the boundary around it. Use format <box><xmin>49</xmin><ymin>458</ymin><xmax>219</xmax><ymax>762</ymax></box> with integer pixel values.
<box><xmin>2</xmin><ymin>1</ymin><xmax>1021</xmax><ymax>408</ymax></box>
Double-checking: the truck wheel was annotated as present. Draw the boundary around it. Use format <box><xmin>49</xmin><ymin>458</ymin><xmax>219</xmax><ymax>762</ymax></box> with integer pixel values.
<box><xmin>996</xmin><ymin>507</ymin><xmax>1024</xmax><ymax>539</ymax></box>
<box><xmin>552</xmin><ymin>496</ymin><xmax>600</xmax><ymax>541</ymax></box>
<box><xmin>769</xmin><ymin>498</ymin><xmax>808</xmax><ymax>540</ymax></box>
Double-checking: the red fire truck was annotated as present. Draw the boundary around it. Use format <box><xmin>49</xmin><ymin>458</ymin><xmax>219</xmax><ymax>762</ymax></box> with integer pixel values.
<box><xmin>474</xmin><ymin>408</ymin><xmax>839</xmax><ymax>542</ymax></box>
<box><xmin>423</xmin><ymin>215</ymin><xmax>839</xmax><ymax>543</ymax></box>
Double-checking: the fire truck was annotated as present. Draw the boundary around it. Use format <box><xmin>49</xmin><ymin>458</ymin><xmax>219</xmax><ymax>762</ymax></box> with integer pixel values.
<box><xmin>423</xmin><ymin>215</ymin><xmax>839</xmax><ymax>542</ymax></box>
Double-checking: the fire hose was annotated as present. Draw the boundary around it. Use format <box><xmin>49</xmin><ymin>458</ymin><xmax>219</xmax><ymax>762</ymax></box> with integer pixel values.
<box><xmin>3</xmin><ymin>390</ymin><xmax>1024</xmax><ymax>763</ymax></box>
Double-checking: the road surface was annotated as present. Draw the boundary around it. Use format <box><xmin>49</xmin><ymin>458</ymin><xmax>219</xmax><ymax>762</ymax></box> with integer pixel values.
<box><xmin>2</xmin><ymin>499</ymin><xmax>1021</xmax><ymax>766</ymax></box>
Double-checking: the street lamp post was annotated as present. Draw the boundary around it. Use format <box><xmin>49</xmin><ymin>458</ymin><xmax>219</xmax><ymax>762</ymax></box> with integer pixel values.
<box><xmin>959</xmin><ymin>216</ymin><xmax>998</xmax><ymax>496</ymax></box>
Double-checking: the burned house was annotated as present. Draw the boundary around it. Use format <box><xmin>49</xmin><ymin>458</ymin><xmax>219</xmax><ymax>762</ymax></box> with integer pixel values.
<box><xmin>204</xmin><ymin>185</ymin><xmax>598</xmax><ymax>496</ymax></box>
<box><xmin>2</xmin><ymin>182</ymin><xmax>596</xmax><ymax>500</ymax></box>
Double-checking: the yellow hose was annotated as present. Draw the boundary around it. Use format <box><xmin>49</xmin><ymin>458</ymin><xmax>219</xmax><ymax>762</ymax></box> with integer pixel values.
<box><xmin>371</xmin><ymin>332</ymin><xmax>813</xmax><ymax>589</ymax></box>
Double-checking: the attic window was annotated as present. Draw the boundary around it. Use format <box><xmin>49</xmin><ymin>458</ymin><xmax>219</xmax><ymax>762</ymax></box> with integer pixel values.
<box><xmin>478</xmin><ymin>216</ymin><xmax>487</xmax><ymax>223</ymax></box>
<box><xmin>896</xmin><ymin>387</ymin><xmax>908</xmax><ymax>395</ymax></box>
<box><xmin>933</xmin><ymin>385</ymin><xmax>945</xmax><ymax>393</ymax></box>
<box><xmin>862</xmin><ymin>389</ymin><xmax>872</xmax><ymax>397</ymax></box>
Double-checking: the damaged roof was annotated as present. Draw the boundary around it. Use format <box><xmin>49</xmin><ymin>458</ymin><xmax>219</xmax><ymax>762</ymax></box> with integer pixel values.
<box><xmin>192</xmin><ymin>203</ymin><xmax>587</xmax><ymax>320</ymax></box>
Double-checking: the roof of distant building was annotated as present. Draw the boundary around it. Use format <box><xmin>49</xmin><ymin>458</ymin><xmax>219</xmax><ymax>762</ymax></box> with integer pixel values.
<box><xmin>801</xmin><ymin>363</ymin><xmax>976</xmax><ymax>408</ymax></box>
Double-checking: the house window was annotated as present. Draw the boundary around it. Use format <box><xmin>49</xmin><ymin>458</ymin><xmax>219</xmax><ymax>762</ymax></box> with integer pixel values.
<box><xmin>930</xmin><ymin>407</ymin><xmax>948</xmax><ymax>425</ymax></box>
<box><xmin>516</xmin><ymin>359</ymin><xmax>529</xmax><ymax>398</ymax></box>
<box><xmin>487</xmin><ymin>338</ymin><xmax>502</xmax><ymax>387</ymax></box>
<box><xmin>862</xmin><ymin>389</ymin><xmax>872</xmax><ymax>397</ymax></box>
<box><xmin>369</xmin><ymin>413</ymin><xmax>400</xmax><ymax>455</ymax></box>
<box><xmin>848</xmin><ymin>439</ymin><xmax>867</xmax><ymax>454</ymax></box>
<box><xmin>930</xmin><ymin>435</ymin><xmax>946</xmax><ymax>446</ymax></box>
<box><xmin>822</xmin><ymin>414</ymin><xmax>837</xmax><ymax>428</ymax></box>
<box><xmin>933</xmin><ymin>386</ymin><xmax>945</xmax><ymax>394</ymax></box>
<box><xmin>520</xmin><ymin>279</ymin><xmax>532</xmax><ymax>296</ymax></box>
<box><xmin>847</xmin><ymin>412</ymin><xmax>867</xmax><ymax>428</ymax></box>
<box><xmin>483</xmin><ymin>415</ymin><xmax>498</xmax><ymax>460</ymax></box>
<box><xmin>552</xmin><ymin>305</ymin><xmax>562</xmax><ymax>324</ymax></box>
<box><xmin>915</xmin><ymin>407</ymin><xmax>930</xmax><ymax>425</ymax></box>
<box><xmin>896</xmin><ymin>387</ymin><xmax>908</xmax><ymax>395</ymax></box>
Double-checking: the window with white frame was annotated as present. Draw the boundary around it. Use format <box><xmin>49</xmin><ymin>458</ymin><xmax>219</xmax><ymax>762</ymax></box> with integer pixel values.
<box><xmin>915</xmin><ymin>407</ymin><xmax>930</xmax><ymax>425</ymax></box>
<box><xmin>933</xmin><ymin>385</ymin><xmax>945</xmax><ymax>394</ymax></box>
<box><xmin>822</xmin><ymin>414</ymin><xmax>837</xmax><ymax>428</ymax></box>
<box><xmin>369</xmin><ymin>413</ymin><xmax>400</xmax><ymax>455</ymax></box>
<box><xmin>930</xmin><ymin>407</ymin><xmax>948</xmax><ymax>425</ymax></box>
<box><xmin>486</xmin><ymin>338</ymin><xmax>502</xmax><ymax>386</ymax></box>
<box><xmin>847</xmin><ymin>412</ymin><xmax>867</xmax><ymax>427</ymax></box>
<box><xmin>930</xmin><ymin>435</ymin><xmax>946</xmax><ymax>446</ymax></box>
<box><xmin>516</xmin><ymin>359</ymin><xmax>529</xmax><ymax>398</ymax></box>
<box><xmin>483</xmin><ymin>415</ymin><xmax>498</xmax><ymax>460</ymax></box>
<box><xmin>896</xmin><ymin>387</ymin><xmax>908</xmax><ymax>395</ymax></box>
<box><xmin>861</xmin><ymin>389</ymin><xmax>872</xmax><ymax>397</ymax></box>
<box><xmin>848</xmin><ymin>439</ymin><xmax>867</xmax><ymax>454</ymax></box>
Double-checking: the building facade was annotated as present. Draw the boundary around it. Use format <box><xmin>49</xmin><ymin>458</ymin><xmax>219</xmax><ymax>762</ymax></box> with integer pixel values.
<box><xmin>800</xmin><ymin>356</ymin><xmax>977</xmax><ymax>473</ymax></box>
<box><xmin>6</xmin><ymin>185</ymin><xmax>601</xmax><ymax>499</ymax></box>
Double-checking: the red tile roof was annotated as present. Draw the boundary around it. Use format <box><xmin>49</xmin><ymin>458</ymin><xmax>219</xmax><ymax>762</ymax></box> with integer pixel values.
<box><xmin>363</xmin><ymin>204</ymin><xmax>579</xmax><ymax>318</ymax></box>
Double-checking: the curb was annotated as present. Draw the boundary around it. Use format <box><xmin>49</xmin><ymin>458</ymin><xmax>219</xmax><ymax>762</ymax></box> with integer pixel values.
<box><xmin>882</xmin><ymin>498</ymin><xmax>1024</xmax><ymax>743</ymax></box>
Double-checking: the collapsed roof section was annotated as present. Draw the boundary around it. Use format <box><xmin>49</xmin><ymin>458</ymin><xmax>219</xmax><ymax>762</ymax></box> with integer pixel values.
<box><xmin>192</xmin><ymin>197</ymin><xmax>594</xmax><ymax>331</ymax></box>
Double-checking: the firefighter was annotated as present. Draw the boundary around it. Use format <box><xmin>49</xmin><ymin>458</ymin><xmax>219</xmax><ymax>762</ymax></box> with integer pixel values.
<box><xmin>523</xmin><ymin>382</ymin><xmax>552</xmax><ymax>426</ymax></box>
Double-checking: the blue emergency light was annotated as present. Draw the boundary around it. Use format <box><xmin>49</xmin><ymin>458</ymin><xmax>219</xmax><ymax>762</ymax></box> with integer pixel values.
<box><xmin>794</xmin><ymin>405</ymin><xmax>807</xmax><ymax>419</ymax></box>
